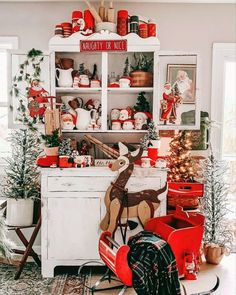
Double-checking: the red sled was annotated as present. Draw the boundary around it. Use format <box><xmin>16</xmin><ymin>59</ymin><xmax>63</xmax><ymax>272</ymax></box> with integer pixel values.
<box><xmin>99</xmin><ymin>206</ymin><xmax>205</xmax><ymax>288</ymax></box>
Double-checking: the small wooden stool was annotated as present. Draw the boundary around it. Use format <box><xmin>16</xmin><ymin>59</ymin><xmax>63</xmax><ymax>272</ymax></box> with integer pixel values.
<box><xmin>0</xmin><ymin>201</ymin><xmax>41</xmax><ymax>280</ymax></box>
<box><xmin>7</xmin><ymin>216</ymin><xmax>41</xmax><ymax>279</ymax></box>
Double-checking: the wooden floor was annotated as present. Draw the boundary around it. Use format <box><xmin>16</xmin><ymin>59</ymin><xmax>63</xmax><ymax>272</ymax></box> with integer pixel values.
<box><xmin>87</xmin><ymin>254</ymin><xmax>236</xmax><ymax>295</ymax></box>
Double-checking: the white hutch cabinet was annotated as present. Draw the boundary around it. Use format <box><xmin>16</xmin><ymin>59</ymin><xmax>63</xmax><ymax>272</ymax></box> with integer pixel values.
<box><xmin>8</xmin><ymin>32</ymin><xmax>200</xmax><ymax>130</ymax></box>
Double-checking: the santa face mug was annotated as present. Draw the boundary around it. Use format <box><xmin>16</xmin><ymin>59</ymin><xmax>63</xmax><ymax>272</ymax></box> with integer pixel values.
<box><xmin>111</xmin><ymin>109</ymin><xmax>120</xmax><ymax>121</ymax></box>
<box><xmin>123</xmin><ymin>120</ymin><xmax>134</xmax><ymax>130</ymax></box>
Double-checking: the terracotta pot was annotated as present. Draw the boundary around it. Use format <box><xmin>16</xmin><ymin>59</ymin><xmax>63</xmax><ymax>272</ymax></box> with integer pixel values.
<box><xmin>204</xmin><ymin>244</ymin><xmax>226</xmax><ymax>265</ymax></box>
<box><xmin>44</xmin><ymin>146</ymin><xmax>59</xmax><ymax>156</ymax></box>
<box><xmin>59</xmin><ymin>156</ymin><xmax>73</xmax><ymax>168</ymax></box>
<box><xmin>130</xmin><ymin>71</ymin><xmax>153</xmax><ymax>87</ymax></box>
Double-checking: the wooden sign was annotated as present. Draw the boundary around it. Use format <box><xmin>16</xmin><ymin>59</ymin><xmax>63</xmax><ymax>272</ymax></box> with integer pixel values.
<box><xmin>80</xmin><ymin>40</ymin><xmax>127</xmax><ymax>52</ymax></box>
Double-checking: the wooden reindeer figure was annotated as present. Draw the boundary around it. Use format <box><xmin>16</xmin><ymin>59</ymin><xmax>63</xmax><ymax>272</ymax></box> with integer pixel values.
<box><xmin>100</xmin><ymin>142</ymin><xmax>167</xmax><ymax>236</ymax></box>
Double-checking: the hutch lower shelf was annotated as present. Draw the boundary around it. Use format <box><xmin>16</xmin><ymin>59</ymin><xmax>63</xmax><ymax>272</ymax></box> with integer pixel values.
<box><xmin>41</xmin><ymin>167</ymin><xmax>167</xmax><ymax>278</ymax></box>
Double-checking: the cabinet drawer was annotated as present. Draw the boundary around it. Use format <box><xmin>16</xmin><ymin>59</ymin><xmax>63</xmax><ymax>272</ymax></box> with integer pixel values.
<box><xmin>47</xmin><ymin>176</ymin><xmax>113</xmax><ymax>192</ymax></box>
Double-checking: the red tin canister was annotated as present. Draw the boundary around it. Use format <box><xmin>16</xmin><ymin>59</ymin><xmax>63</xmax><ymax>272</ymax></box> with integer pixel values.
<box><xmin>148</xmin><ymin>20</ymin><xmax>157</xmax><ymax>37</ymax></box>
<box><xmin>117</xmin><ymin>10</ymin><xmax>128</xmax><ymax>36</ymax></box>
<box><xmin>139</xmin><ymin>23</ymin><xmax>148</xmax><ymax>38</ymax></box>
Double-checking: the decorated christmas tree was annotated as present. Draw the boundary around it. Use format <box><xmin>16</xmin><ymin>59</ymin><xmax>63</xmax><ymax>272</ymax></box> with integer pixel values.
<box><xmin>3</xmin><ymin>129</ymin><xmax>41</xmax><ymax>200</ymax></box>
<box><xmin>123</xmin><ymin>57</ymin><xmax>130</xmax><ymax>77</ymax></box>
<box><xmin>0</xmin><ymin>212</ymin><xmax>14</xmax><ymax>259</ymax></box>
<box><xmin>134</xmin><ymin>92</ymin><xmax>150</xmax><ymax>113</ymax></box>
<box><xmin>59</xmin><ymin>138</ymin><xmax>72</xmax><ymax>156</ymax></box>
<box><xmin>200</xmin><ymin>153</ymin><xmax>232</xmax><ymax>248</ymax></box>
<box><xmin>168</xmin><ymin>131</ymin><xmax>195</xmax><ymax>182</ymax></box>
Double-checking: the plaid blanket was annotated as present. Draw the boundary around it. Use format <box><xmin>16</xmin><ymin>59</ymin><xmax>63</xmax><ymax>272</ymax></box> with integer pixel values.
<box><xmin>127</xmin><ymin>231</ymin><xmax>181</xmax><ymax>295</ymax></box>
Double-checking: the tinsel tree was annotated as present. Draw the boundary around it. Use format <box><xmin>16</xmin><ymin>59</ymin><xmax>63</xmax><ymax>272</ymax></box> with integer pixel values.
<box><xmin>168</xmin><ymin>131</ymin><xmax>195</xmax><ymax>182</ymax></box>
<box><xmin>134</xmin><ymin>92</ymin><xmax>150</xmax><ymax>113</ymax></box>
<box><xmin>200</xmin><ymin>153</ymin><xmax>232</xmax><ymax>248</ymax></box>
<box><xmin>141</xmin><ymin>120</ymin><xmax>159</xmax><ymax>149</ymax></box>
<box><xmin>123</xmin><ymin>57</ymin><xmax>130</xmax><ymax>77</ymax></box>
<box><xmin>0</xmin><ymin>211</ymin><xmax>14</xmax><ymax>259</ymax></box>
<box><xmin>59</xmin><ymin>138</ymin><xmax>72</xmax><ymax>156</ymax></box>
<box><xmin>3</xmin><ymin>129</ymin><xmax>41</xmax><ymax>200</ymax></box>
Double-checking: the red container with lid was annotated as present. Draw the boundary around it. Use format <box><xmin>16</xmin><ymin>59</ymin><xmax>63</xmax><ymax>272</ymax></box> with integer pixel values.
<box><xmin>117</xmin><ymin>10</ymin><xmax>128</xmax><ymax>36</ymax></box>
<box><xmin>148</xmin><ymin>19</ymin><xmax>157</xmax><ymax>37</ymax></box>
<box><xmin>84</xmin><ymin>9</ymin><xmax>95</xmax><ymax>32</ymax></box>
<box><xmin>139</xmin><ymin>23</ymin><xmax>148</xmax><ymax>38</ymax></box>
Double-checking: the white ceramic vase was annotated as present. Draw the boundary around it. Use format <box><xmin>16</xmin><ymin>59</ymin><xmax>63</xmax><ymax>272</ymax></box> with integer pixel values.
<box><xmin>6</xmin><ymin>198</ymin><xmax>34</xmax><ymax>226</ymax></box>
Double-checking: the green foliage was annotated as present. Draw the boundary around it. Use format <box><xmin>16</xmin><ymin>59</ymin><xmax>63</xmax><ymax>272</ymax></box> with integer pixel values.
<box><xmin>134</xmin><ymin>92</ymin><xmax>150</xmax><ymax>113</ymax></box>
<box><xmin>0</xmin><ymin>212</ymin><xmax>14</xmax><ymax>259</ymax></box>
<box><xmin>131</xmin><ymin>53</ymin><xmax>153</xmax><ymax>72</ymax></box>
<box><xmin>59</xmin><ymin>138</ymin><xmax>72</xmax><ymax>156</ymax></box>
<box><xmin>3</xmin><ymin>129</ymin><xmax>41</xmax><ymax>200</ymax></box>
<box><xmin>79</xmin><ymin>63</ymin><xmax>85</xmax><ymax>75</ymax></box>
<box><xmin>200</xmin><ymin>153</ymin><xmax>233</xmax><ymax>248</ymax></box>
<box><xmin>41</xmin><ymin>129</ymin><xmax>60</xmax><ymax>148</ymax></box>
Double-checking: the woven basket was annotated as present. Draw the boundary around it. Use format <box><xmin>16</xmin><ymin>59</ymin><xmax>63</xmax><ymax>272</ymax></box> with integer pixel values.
<box><xmin>130</xmin><ymin>71</ymin><xmax>153</xmax><ymax>87</ymax></box>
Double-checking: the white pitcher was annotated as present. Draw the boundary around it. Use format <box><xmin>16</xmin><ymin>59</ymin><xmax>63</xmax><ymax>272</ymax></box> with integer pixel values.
<box><xmin>75</xmin><ymin>108</ymin><xmax>97</xmax><ymax>130</ymax></box>
<box><xmin>56</xmin><ymin>68</ymin><xmax>73</xmax><ymax>87</ymax></box>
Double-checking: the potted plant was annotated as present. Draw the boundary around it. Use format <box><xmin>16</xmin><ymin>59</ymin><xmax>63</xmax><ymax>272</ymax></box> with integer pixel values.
<box><xmin>200</xmin><ymin>151</ymin><xmax>232</xmax><ymax>264</ymax></box>
<box><xmin>58</xmin><ymin>138</ymin><xmax>73</xmax><ymax>168</ymax></box>
<box><xmin>130</xmin><ymin>53</ymin><xmax>153</xmax><ymax>87</ymax></box>
<box><xmin>3</xmin><ymin>129</ymin><xmax>41</xmax><ymax>226</ymax></box>
<box><xmin>41</xmin><ymin>129</ymin><xmax>60</xmax><ymax>156</ymax></box>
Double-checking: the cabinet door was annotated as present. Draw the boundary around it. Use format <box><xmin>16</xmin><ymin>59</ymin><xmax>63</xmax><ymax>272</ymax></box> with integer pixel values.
<box><xmin>47</xmin><ymin>197</ymin><xmax>101</xmax><ymax>260</ymax></box>
<box><xmin>156</xmin><ymin>52</ymin><xmax>200</xmax><ymax>130</ymax></box>
<box><xmin>7</xmin><ymin>49</ymin><xmax>53</xmax><ymax>128</ymax></box>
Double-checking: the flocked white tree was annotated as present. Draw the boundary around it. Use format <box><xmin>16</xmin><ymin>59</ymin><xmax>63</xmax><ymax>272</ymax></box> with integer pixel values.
<box><xmin>200</xmin><ymin>152</ymin><xmax>232</xmax><ymax>248</ymax></box>
<box><xmin>3</xmin><ymin>129</ymin><xmax>41</xmax><ymax>200</ymax></box>
<box><xmin>0</xmin><ymin>211</ymin><xmax>14</xmax><ymax>259</ymax></box>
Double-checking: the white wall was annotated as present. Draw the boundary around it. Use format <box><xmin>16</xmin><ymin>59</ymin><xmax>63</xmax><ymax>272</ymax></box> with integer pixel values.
<box><xmin>0</xmin><ymin>1</ymin><xmax>235</xmax><ymax>251</ymax></box>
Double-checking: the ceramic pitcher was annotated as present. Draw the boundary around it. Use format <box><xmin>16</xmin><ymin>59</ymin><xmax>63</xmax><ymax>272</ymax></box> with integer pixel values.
<box><xmin>75</xmin><ymin>108</ymin><xmax>97</xmax><ymax>130</ymax></box>
<box><xmin>56</xmin><ymin>68</ymin><xmax>73</xmax><ymax>87</ymax></box>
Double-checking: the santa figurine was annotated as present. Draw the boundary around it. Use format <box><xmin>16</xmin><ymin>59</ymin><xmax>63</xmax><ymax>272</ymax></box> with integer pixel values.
<box><xmin>28</xmin><ymin>79</ymin><xmax>49</xmax><ymax>122</ymax></box>
<box><xmin>160</xmin><ymin>82</ymin><xmax>181</xmax><ymax>125</ymax></box>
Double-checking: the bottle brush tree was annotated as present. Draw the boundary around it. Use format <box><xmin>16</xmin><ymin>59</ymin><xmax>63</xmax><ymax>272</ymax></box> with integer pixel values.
<box><xmin>168</xmin><ymin>131</ymin><xmax>195</xmax><ymax>182</ymax></box>
<box><xmin>134</xmin><ymin>92</ymin><xmax>150</xmax><ymax>113</ymax></box>
<box><xmin>3</xmin><ymin>129</ymin><xmax>41</xmax><ymax>200</ymax></box>
<box><xmin>59</xmin><ymin>138</ymin><xmax>72</xmax><ymax>156</ymax></box>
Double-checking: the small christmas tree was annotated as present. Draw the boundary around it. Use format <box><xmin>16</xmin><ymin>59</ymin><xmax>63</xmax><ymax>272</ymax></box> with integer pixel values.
<box><xmin>168</xmin><ymin>131</ymin><xmax>195</xmax><ymax>182</ymax></box>
<box><xmin>141</xmin><ymin>120</ymin><xmax>159</xmax><ymax>149</ymax></box>
<box><xmin>59</xmin><ymin>138</ymin><xmax>72</xmax><ymax>156</ymax></box>
<box><xmin>3</xmin><ymin>129</ymin><xmax>41</xmax><ymax>200</ymax></box>
<box><xmin>0</xmin><ymin>212</ymin><xmax>14</xmax><ymax>259</ymax></box>
<box><xmin>200</xmin><ymin>153</ymin><xmax>232</xmax><ymax>248</ymax></box>
<box><xmin>134</xmin><ymin>92</ymin><xmax>150</xmax><ymax>113</ymax></box>
<box><xmin>123</xmin><ymin>57</ymin><xmax>130</xmax><ymax>77</ymax></box>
